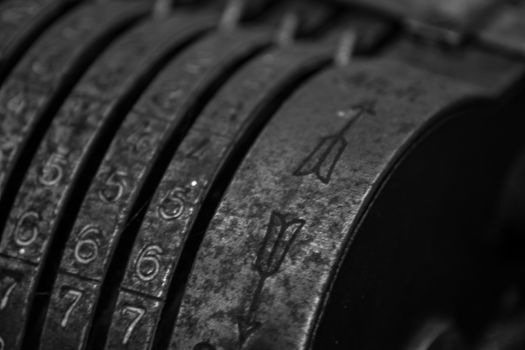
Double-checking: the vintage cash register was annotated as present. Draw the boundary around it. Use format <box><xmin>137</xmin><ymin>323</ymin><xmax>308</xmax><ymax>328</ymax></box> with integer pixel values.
<box><xmin>0</xmin><ymin>0</ymin><xmax>524</xmax><ymax>349</ymax></box>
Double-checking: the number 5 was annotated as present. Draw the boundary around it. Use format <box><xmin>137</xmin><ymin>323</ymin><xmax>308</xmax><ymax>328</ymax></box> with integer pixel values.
<box><xmin>99</xmin><ymin>169</ymin><xmax>128</xmax><ymax>203</ymax></box>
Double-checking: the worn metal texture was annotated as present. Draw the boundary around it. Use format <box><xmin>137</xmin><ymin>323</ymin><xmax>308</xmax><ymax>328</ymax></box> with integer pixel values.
<box><xmin>0</xmin><ymin>4</ymin><xmax>149</xmax><ymax>348</ymax></box>
<box><xmin>0</xmin><ymin>11</ymin><xmax>217</xmax><ymax>350</ymax></box>
<box><xmin>0</xmin><ymin>0</ymin><xmax>78</xmax><ymax>83</ymax></box>
<box><xmin>105</xmin><ymin>44</ymin><xmax>330</xmax><ymax>350</ymax></box>
<box><xmin>0</xmin><ymin>0</ymin><xmax>148</xmax><ymax>239</ymax></box>
<box><xmin>43</xmin><ymin>29</ymin><xmax>274</xmax><ymax>350</ymax></box>
<box><xmin>168</xmin><ymin>59</ymin><xmax>490</xmax><ymax>349</ymax></box>
<box><xmin>0</xmin><ymin>0</ymin><xmax>524</xmax><ymax>348</ymax></box>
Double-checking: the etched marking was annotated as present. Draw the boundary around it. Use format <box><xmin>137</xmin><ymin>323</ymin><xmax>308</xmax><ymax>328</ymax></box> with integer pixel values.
<box><xmin>126</xmin><ymin>122</ymin><xmax>153</xmax><ymax>155</ymax></box>
<box><xmin>60</xmin><ymin>287</ymin><xmax>82</xmax><ymax>328</ymax></box>
<box><xmin>6</xmin><ymin>92</ymin><xmax>26</xmax><ymax>115</ymax></box>
<box><xmin>293</xmin><ymin>101</ymin><xmax>376</xmax><ymax>184</ymax></box>
<box><xmin>39</xmin><ymin>147</ymin><xmax>68</xmax><ymax>186</ymax></box>
<box><xmin>237</xmin><ymin>211</ymin><xmax>306</xmax><ymax>347</ymax></box>
<box><xmin>150</xmin><ymin>89</ymin><xmax>182</xmax><ymax>113</ymax></box>
<box><xmin>74</xmin><ymin>225</ymin><xmax>102</xmax><ymax>265</ymax></box>
<box><xmin>0</xmin><ymin>283</ymin><xmax>15</xmax><ymax>311</ymax></box>
<box><xmin>13</xmin><ymin>211</ymin><xmax>39</xmax><ymax>247</ymax></box>
<box><xmin>121</xmin><ymin>306</ymin><xmax>145</xmax><ymax>345</ymax></box>
<box><xmin>99</xmin><ymin>169</ymin><xmax>128</xmax><ymax>203</ymax></box>
<box><xmin>135</xmin><ymin>245</ymin><xmax>163</xmax><ymax>282</ymax></box>
<box><xmin>157</xmin><ymin>187</ymin><xmax>188</xmax><ymax>221</ymax></box>
<box><xmin>186</xmin><ymin>138</ymin><xmax>209</xmax><ymax>160</ymax></box>
<box><xmin>0</xmin><ymin>269</ymin><xmax>22</xmax><ymax>310</ymax></box>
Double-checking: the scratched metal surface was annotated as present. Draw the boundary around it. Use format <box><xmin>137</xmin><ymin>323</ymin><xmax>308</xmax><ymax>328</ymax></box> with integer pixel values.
<box><xmin>101</xmin><ymin>31</ymin><xmax>276</xmax><ymax>350</ymax></box>
<box><xmin>168</xmin><ymin>59</ymin><xmax>487</xmax><ymax>349</ymax></box>
<box><xmin>0</xmin><ymin>0</ymin><xmax>76</xmax><ymax>83</ymax></box>
<box><xmin>32</xmin><ymin>13</ymin><xmax>220</xmax><ymax>350</ymax></box>
<box><xmin>105</xmin><ymin>44</ymin><xmax>330</xmax><ymax>350</ymax></box>
<box><xmin>0</xmin><ymin>0</ymin><xmax>147</xmax><ymax>237</ymax></box>
<box><xmin>0</xmin><ymin>12</ymin><xmax>219</xmax><ymax>350</ymax></box>
<box><xmin>0</xmin><ymin>0</ymin><xmax>523</xmax><ymax>348</ymax></box>
<box><xmin>0</xmin><ymin>3</ymin><xmax>150</xmax><ymax>348</ymax></box>
<box><xmin>45</xmin><ymin>29</ymin><xmax>274</xmax><ymax>350</ymax></box>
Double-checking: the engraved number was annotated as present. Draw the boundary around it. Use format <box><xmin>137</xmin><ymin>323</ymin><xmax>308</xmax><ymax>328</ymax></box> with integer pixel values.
<box><xmin>74</xmin><ymin>225</ymin><xmax>102</xmax><ymax>264</ymax></box>
<box><xmin>121</xmin><ymin>306</ymin><xmax>145</xmax><ymax>345</ymax></box>
<box><xmin>39</xmin><ymin>149</ymin><xmax>67</xmax><ymax>186</ymax></box>
<box><xmin>186</xmin><ymin>138</ymin><xmax>209</xmax><ymax>160</ymax></box>
<box><xmin>60</xmin><ymin>288</ymin><xmax>82</xmax><ymax>328</ymax></box>
<box><xmin>0</xmin><ymin>270</ymin><xmax>21</xmax><ymax>310</ymax></box>
<box><xmin>0</xmin><ymin>283</ymin><xmax>16</xmax><ymax>310</ymax></box>
<box><xmin>99</xmin><ymin>169</ymin><xmax>127</xmax><ymax>203</ymax></box>
<box><xmin>0</xmin><ymin>336</ymin><xmax>4</xmax><ymax>350</ymax></box>
<box><xmin>14</xmin><ymin>211</ymin><xmax>39</xmax><ymax>247</ymax></box>
<box><xmin>136</xmin><ymin>245</ymin><xmax>163</xmax><ymax>282</ymax></box>
<box><xmin>157</xmin><ymin>187</ymin><xmax>187</xmax><ymax>220</ymax></box>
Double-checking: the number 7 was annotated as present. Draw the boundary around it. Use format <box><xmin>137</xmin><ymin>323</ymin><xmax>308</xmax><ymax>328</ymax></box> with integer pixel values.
<box><xmin>121</xmin><ymin>306</ymin><xmax>145</xmax><ymax>345</ymax></box>
<box><xmin>61</xmin><ymin>288</ymin><xmax>82</xmax><ymax>328</ymax></box>
<box><xmin>0</xmin><ymin>269</ymin><xmax>22</xmax><ymax>310</ymax></box>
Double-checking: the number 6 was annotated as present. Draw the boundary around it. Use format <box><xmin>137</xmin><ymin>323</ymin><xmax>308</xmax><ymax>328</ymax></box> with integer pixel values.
<box><xmin>135</xmin><ymin>245</ymin><xmax>163</xmax><ymax>282</ymax></box>
<box><xmin>74</xmin><ymin>225</ymin><xmax>101</xmax><ymax>264</ymax></box>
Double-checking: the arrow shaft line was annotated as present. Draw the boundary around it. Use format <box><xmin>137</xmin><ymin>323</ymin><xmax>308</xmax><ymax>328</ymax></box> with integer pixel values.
<box><xmin>262</xmin><ymin>223</ymin><xmax>287</xmax><ymax>276</ymax></box>
<box><xmin>246</xmin><ymin>275</ymin><xmax>267</xmax><ymax>323</ymax></box>
<box><xmin>338</xmin><ymin>110</ymin><xmax>364</xmax><ymax>136</ymax></box>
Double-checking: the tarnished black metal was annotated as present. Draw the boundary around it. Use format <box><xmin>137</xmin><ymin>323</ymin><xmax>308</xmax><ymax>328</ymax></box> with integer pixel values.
<box><xmin>165</xmin><ymin>49</ymin><xmax>525</xmax><ymax>348</ymax></box>
<box><xmin>0</xmin><ymin>4</ymin><xmax>149</xmax><ymax>348</ymax></box>
<box><xmin>0</xmin><ymin>0</ymin><xmax>79</xmax><ymax>84</ymax></box>
<box><xmin>0</xmin><ymin>0</ymin><xmax>148</xmax><ymax>236</ymax></box>
<box><xmin>104</xmin><ymin>44</ymin><xmax>330</xmax><ymax>350</ymax></box>
<box><xmin>1</xmin><ymin>0</ymin><xmax>525</xmax><ymax>348</ymax></box>
<box><xmin>0</xmin><ymin>11</ymin><xmax>219</xmax><ymax>350</ymax></box>
<box><xmin>43</xmin><ymin>28</ymin><xmax>273</xmax><ymax>350</ymax></box>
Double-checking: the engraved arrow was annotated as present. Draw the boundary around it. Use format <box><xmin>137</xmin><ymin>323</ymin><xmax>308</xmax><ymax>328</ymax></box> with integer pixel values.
<box><xmin>237</xmin><ymin>211</ymin><xmax>305</xmax><ymax>347</ymax></box>
<box><xmin>293</xmin><ymin>100</ymin><xmax>376</xmax><ymax>184</ymax></box>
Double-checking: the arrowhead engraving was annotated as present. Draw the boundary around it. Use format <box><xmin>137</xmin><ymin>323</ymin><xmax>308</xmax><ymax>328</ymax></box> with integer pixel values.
<box><xmin>237</xmin><ymin>211</ymin><xmax>306</xmax><ymax>348</ymax></box>
<box><xmin>293</xmin><ymin>100</ymin><xmax>376</xmax><ymax>184</ymax></box>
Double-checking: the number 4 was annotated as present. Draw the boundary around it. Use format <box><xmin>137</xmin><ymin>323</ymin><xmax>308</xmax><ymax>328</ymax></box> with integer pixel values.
<box><xmin>121</xmin><ymin>306</ymin><xmax>145</xmax><ymax>345</ymax></box>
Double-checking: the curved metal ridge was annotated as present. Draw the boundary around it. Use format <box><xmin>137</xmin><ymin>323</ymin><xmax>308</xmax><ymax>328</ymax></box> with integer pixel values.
<box><xmin>0</xmin><ymin>1</ymin><xmax>525</xmax><ymax>348</ymax></box>
<box><xmin>47</xmin><ymin>29</ymin><xmax>273</xmax><ymax>350</ymax></box>
<box><xmin>0</xmin><ymin>10</ymin><xmax>215</xmax><ymax>350</ymax></box>
<box><xmin>169</xmin><ymin>59</ymin><xmax>482</xmax><ymax>349</ymax></box>
<box><xmin>0</xmin><ymin>0</ymin><xmax>80</xmax><ymax>84</ymax></box>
